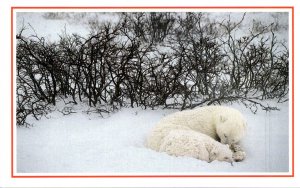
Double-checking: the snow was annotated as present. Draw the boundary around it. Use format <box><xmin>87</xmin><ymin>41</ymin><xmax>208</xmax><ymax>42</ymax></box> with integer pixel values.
<box><xmin>17</xmin><ymin>101</ymin><xmax>289</xmax><ymax>173</ymax></box>
<box><xmin>16</xmin><ymin>12</ymin><xmax>288</xmax><ymax>44</ymax></box>
<box><xmin>16</xmin><ymin>12</ymin><xmax>120</xmax><ymax>42</ymax></box>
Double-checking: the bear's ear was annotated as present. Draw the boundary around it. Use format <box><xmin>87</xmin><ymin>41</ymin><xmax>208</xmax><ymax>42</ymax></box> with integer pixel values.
<box><xmin>220</xmin><ymin>115</ymin><xmax>227</xmax><ymax>122</ymax></box>
<box><xmin>209</xmin><ymin>150</ymin><xmax>218</xmax><ymax>162</ymax></box>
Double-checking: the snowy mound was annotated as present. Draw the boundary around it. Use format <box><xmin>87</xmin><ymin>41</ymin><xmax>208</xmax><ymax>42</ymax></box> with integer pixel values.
<box><xmin>17</xmin><ymin>102</ymin><xmax>289</xmax><ymax>173</ymax></box>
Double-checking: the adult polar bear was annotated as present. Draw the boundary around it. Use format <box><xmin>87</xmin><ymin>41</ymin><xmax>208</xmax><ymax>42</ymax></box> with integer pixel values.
<box><xmin>146</xmin><ymin>105</ymin><xmax>247</xmax><ymax>152</ymax></box>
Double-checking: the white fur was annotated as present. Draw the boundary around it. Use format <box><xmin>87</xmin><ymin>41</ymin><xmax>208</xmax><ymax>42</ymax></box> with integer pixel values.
<box><xmin>159</xmin><ymin>130</ymin><xmax>233</xmax><ymax>163</ymax></box>
<box><xmin>146</xmin><ymin>106</ymin><xmax>247</xmax><ymax>151</ymax></box>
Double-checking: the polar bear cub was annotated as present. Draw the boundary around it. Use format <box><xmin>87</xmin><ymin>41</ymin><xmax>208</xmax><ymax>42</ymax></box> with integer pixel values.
<box><xmin>147</xmin><ymin>105</ymin><xmax>247</xmax><ymax>151</ymax></box>
<box><xmin>159</xmin><ymin>129</ymin><xmax>233</xmax><ymax>164</ymax></box>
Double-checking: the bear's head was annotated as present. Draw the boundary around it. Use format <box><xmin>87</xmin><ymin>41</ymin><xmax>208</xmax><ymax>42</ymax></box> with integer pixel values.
<box><xmin>209</xmin><ymin>144</ymin><xmax>233</xmax><ymax>164</ymax></box>
<box><xmin>216</xmin><ymin>115</ymin><xmax>247</xmax><ymax>145</ymax></box>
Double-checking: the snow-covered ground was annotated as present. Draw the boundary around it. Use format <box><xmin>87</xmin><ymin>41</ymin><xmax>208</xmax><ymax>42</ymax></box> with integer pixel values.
<box><xmin>16</xmin><ymin>12</ymin><xmax>288</xmax><ymax>43</ymax></box>
<box><xmin>17</xmin><ymin>101</ymin><xmax>289</xmax><ymax>173</ymax></box>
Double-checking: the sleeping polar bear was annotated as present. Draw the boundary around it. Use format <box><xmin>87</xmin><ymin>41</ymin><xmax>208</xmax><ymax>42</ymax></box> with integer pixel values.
<box><xmin>159</xmin><ymin>129</ymin><xmax>234</xmax><ymax>164</ymax></box>
<box><xmin>146</xmin><ymin>106</ymin><xmax>247</xmax><ymax>152</ymax></box>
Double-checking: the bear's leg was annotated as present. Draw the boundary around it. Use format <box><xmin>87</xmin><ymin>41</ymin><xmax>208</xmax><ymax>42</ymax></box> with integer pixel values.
<box><xmin>233</xmin><ymin>151</ymin><xmax>246</xmax><ymax>162</ymax></box>
<box><xmin>230</xmin><ymin>143</ymin><xmax>246</xmax><ymax>162</ymax></box>
<box><xmin>230</xmin><ymin>143</ymin><xmax>243</xmax><ymax>152</ymax></box>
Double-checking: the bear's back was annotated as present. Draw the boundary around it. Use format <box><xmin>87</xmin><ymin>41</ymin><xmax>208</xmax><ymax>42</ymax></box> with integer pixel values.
<box><xmin>159</xmin><ymin>129</ymin><xmax>216</xmax><ymax>161</ymax></box>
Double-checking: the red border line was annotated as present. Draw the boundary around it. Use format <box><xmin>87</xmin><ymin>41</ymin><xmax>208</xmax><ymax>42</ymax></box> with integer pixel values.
<box><xmin>291</xmin><ymin>6</ymin><xmax>295</xmax><ymax>178</ymax></box>
<box><xmin>11</xmin><ymin>6</ymin><xmax>294</xmax><ymax>9</ymax></box>
<box><xmin>11</xmin><ymin>6</ymin><xmax>294</xmax><ymax>178</ymax></box>
<box><xmin>11</xmin><ymin>7</ymin><xmax>14</xmax><ymax>179</ymax></box>
<box><xmin>11</xmin><ymin>175</ymin><xmax>293</xmax><ymax>178</ymax></box>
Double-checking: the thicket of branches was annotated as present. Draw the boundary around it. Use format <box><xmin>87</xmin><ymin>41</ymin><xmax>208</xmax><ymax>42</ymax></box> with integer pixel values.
<box><xmin>16</xmin><ymin>12</ymin><xmax>289</xmax><ymax>126</ymax></box>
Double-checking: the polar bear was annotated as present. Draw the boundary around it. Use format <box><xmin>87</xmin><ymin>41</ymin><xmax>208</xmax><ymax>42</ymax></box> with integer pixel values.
<box><xmin>159</xmin><ymin>129</ymin><xmax>233</xmax><ymax>164</ymax></box>
<box><xmin>146</xmin><ymin>105</ymin><xmax>247</xmax><ymax>151</ymax></box>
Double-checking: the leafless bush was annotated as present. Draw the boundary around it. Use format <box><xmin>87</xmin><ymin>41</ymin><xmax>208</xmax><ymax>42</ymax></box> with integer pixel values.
<box><xmin>16</xmin><ymin>12</ymin><xmax>289</xmax><ymax>126</ymax></box>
